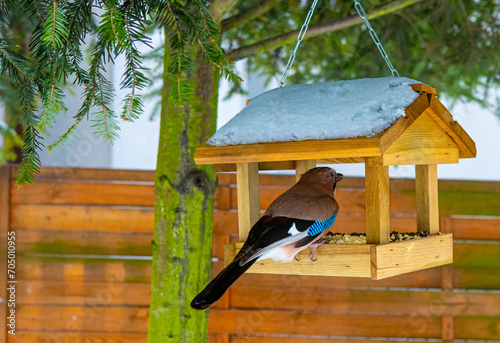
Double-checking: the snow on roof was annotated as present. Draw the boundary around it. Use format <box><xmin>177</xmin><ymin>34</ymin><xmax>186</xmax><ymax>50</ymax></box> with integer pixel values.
<box><xmin>208</xmin><ymin>77</ymin><xmax>422</xmax><ymax>146</ymax></box>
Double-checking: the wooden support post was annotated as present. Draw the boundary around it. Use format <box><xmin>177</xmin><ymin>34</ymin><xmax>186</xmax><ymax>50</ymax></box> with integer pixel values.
<box><xmin>295</xmin><ymin>159</ymin><xmax>316</xmax><ymax>182</ymax></box>
<box><xmin>0</xmin><ymin>166</ymin><xmax>10</xmax><ymax>343</ymax></box>
<box><xmin>365</xmin><ymin>162</ymin><xmax>390</xmax><ymax>244</ymax></box>
<box><xmin>236</xmin><ymin>162</ymin><xmax>260</xmax><ymax>241</ymax></box>
<box><xmin>416</xmin><ymin>164</ymin><xmax>439</xmax><ymax>234</ymax></box>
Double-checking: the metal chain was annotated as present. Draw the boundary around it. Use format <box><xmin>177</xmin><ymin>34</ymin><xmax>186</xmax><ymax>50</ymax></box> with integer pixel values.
<box><xmin>354</xmin><ymin>0</ymin><xmax>400</xmax><ymax>77</ymax></box>
<box><xmin>279</xmin><ymin>0</ymin><xmax>320</xmax><ymax>87</ymax></box>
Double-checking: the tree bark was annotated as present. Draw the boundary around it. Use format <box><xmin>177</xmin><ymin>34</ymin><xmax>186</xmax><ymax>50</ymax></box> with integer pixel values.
<box><xmin>147</xmin><ymin>34</ymin><xmax>219</xmax><ymax>342</ymax></box>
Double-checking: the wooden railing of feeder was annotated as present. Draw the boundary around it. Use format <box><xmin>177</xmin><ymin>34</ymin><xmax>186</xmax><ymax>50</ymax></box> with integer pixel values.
<box><xmin>195</xmin><ymin>83</ymin><xmax>476</xmax><ymax>280</ymax></box>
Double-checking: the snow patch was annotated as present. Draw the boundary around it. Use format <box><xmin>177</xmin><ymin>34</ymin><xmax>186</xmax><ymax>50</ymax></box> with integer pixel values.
<box><xmin>208</xmin><ymin>77</ymin><xmax>422</xmax><ymax>146</ymax></box>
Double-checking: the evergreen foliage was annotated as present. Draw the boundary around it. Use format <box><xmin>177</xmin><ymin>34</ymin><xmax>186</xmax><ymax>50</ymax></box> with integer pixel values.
<box><xmin>0</xmin><ymin>0</ymin><xmax>239</xmax><ymax>185</ymax></box>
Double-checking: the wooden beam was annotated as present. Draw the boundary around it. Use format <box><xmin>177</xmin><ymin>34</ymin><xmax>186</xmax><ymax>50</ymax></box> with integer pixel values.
<box><xmin>429</xmin><ymin>97</ymin><xmax>476</xmax><ymax>158</ymax></box>
<box><xmin>195</xmin><ymin>137</ymin><xmax>381</xmax><ymax>165</ymax></box>
<box><xmin>379</xmin><ymin>111</ymin><xmax>459</xmax><ymax>166</ymax></box>
<box><xmin>225</xmin><ymin>242</ymin><xmax>373</xmax><ymax>277</ymax></box>
<box><xmin>225</xmin><ymin>234</ymin><xmax>452</xmax><ymax>279</ymax></box>
<box><xmin>0</xmin><ymin>165</ymin><xmax>10</xmax><ymax>343</ymax></box>
<box><xmin>365</xmin><ymin>161</ymin><xmax>390</xmax><ymax>244</ymax></box>
<box><xmin>295</xmin><ymin>160</ymin><xmax>316</xmax><ymax>182</ymax></box>
<box><xmin>236</xmin><ymin>163</ymin><xmax>260</xmax><ymax>240</ymax></box>
<box><xmin>371</xmin><ymin>234</ymin><xmax>453</xmax><ymax>280</ymax></box>
<box><xmin>416</xmin><ymin>165</ymin><xmax>439</xmax><ymax>234</ymax></box>
<box><xmin>410</xmin><ymin>83</ymin><xmax>436</xmax><ymax>95</ymax></box>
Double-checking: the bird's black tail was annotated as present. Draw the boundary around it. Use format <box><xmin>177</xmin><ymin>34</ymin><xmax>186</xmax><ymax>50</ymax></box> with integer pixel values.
<box><xmin>191</xmin><ymin>259</ymin><xmax>256</xmax><ymax>310</ymax></box>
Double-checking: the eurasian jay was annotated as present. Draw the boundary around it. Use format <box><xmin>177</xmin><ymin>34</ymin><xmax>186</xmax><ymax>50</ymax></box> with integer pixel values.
<box><xmin>191</xmin><ymin>167</ymin><xmax>343</xmax><ymax>310</ymax></box>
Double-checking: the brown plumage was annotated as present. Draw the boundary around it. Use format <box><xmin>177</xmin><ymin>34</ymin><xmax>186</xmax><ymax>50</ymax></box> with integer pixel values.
<box><xmin>265</xmin><ymin>167</ymin><xmax>339</xmax><ymax>221</ymax></box>
<box><xmin>191</xmin><ymin>167</ymin><xmax>343</xmax><ymax>310</ymax></box>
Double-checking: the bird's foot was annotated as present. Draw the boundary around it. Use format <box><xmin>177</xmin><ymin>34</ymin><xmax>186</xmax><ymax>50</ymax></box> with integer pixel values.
<box><xmin>308</xmin><ymin>237</ymin><xmax>332</xmax><ymax>262</ymax></box>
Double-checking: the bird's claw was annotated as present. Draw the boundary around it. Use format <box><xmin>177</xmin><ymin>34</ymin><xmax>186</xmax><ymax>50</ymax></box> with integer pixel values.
<box><xmin>294</xmin><ymin>256</ymin><xmax>300</xmax><ymax>262</ymax></box>
<box><xmin>309</xmin><ymin>255</ymin><xmax>317</xmax><ymax>262</ymax></box>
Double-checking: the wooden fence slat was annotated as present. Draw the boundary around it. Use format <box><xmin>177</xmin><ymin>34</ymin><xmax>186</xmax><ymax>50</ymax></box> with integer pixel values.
<box><xmin>9</xmin><ymin>332</ymin><xmax>148</xmax><ymax>343</ymax></box>
<box><xmin>10</xmin><ymin>166</ymin><xmax>156</xmax><ymax>182</ymax></box>
<box><xmin>0</xmin><ymin>166</ymin><xmax>10</xmax><ymax>343</ymax></box>
<box><xmin>229</xmin><ymin>287</ymin><xmax>500</xmax><ymax>317</ymax></box>
<box><xmin>16</xmin><ymin>306</ymin><xmax>149</xmax><ymax>332</ymax></box>
<box><xmin>11</xmin><ymin>205</ymin><xmax>154</xmax><ymax>232</ymax></box>
<box><xmin>208</xmin><ymin>309</ymin><xmax>442</xmax><ymax>338</ymax></box>
<box><xmin>11</xmin><ymin>182</ymin><xmax>154</xmax><ymax>206</ymax></box>
<box><xmin>17</xmin><ymin>281</ymin><xmax>151</xmax><ymax>306</ymax></box>
<box><xmin>14</xmin><ymin>214</ymin><xmax>499</xmax><ymax>257</ymax></box>
<box><xmin>15</xmin><ymin>228</ymin><xmax>154</xmax><ymax>255</ymax></box>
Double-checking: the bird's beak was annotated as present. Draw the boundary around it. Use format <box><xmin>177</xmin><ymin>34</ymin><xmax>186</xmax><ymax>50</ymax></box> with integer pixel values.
<box><xmin>335</xmin><ymin>173</ymin><xmax>344</xmax><ymax>182</ymax></box>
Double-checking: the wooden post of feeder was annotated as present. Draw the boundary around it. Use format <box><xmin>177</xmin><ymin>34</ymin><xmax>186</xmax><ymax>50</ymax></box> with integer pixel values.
<box><xmin>236</xmin><ymin>162</ymin><xmax>260</xmax><ymax>240</ymax></box>
<box><xmin>415</xmin><ymin>164</ymin><xmax>440</xmax><ymax>234</ymax></box>
<box><xmin>295</xmin><ymin>160</ymin><xmax>316</xmax><ymax>182</ymax></box>
<box><xmin>365</xmin><ymin>160</ymin><xmax>390</xmax><ymax>244</ymax></box>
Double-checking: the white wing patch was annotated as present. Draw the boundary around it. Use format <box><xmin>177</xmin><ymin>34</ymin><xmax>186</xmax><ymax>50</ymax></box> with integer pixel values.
<box><xmin>287</xmin><ymin>222</ymin><xmax>300</xmax><ymax>236</ymax></box>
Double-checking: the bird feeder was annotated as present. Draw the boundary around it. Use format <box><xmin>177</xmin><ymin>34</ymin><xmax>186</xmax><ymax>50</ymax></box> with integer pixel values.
<box><xmin>194</xmin><ymin>78</ymin><xmax>476</xmax><ymax>280</ymax></box>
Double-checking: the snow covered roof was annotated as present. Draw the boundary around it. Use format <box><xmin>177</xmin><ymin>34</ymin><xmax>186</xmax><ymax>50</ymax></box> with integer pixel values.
<box><xmin>208</xmin><ymin>77</ymin><xmax>422</xmax><ymax>147</ymax></box>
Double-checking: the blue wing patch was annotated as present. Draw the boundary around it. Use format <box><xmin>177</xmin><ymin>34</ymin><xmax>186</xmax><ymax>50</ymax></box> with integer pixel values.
<box><xmin>307</xmin><ymin>213</ymin><xmax>337</xmax><ymax>237</ymax></box>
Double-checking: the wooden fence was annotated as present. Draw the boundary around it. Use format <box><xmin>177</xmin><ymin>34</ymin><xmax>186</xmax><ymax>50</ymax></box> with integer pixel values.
<box><xmin>1</xmin><ymin>165</ymin><xmax>500</xmax><ymax>342</ymax></box>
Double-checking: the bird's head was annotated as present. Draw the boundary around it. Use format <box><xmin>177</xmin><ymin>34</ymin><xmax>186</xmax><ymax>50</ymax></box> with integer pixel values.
<box><xmin>300</xmin><ymin>167</ymin><xmax>343</xmax><ymax>196</ymax></box>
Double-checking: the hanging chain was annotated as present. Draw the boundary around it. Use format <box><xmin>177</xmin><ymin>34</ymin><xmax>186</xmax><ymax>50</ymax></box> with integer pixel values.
<box><xmin>279</xmin><ymin>0</ymin><xmax>399</xmax><ymax>87</ymax></box>
<box><xmin>279</xmin><ymin>0</ymin><xmax>320</xmax><ymax>87</ymax></box>
<box><xmin>354</xmin><ymin>0</ymin><xmax>399</xmax><ymax>77</ymax></box>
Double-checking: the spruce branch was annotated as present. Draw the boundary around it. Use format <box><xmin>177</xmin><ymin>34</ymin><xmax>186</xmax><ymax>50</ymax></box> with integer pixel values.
<box><xmin>47</xmin><ymin>119</ymin><xmax>82</xmax><ymax>150</ymax></box>
<box><xmin>41</xmin><ymin>0</ymin><xmax>69</xmax><ymax>48</ymax></box>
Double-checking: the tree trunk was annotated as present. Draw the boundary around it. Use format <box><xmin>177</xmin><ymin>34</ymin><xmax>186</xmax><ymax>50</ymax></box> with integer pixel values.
<box><xmin>147</xmin><ymin>36</ymin><xmax>220</xmax><ymax>342</ymax></box>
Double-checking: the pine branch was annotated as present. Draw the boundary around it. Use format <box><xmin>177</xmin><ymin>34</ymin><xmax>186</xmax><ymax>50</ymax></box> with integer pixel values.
<box><xmin>226</xmin><ymin>0</ymin><xmax>423</xmax><ymax>61</ymax></box>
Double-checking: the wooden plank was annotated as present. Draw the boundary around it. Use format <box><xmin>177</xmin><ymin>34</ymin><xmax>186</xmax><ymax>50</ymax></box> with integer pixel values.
<box><xmin>195</xmin><ymin>137</ymin><xmax>381</xmax><ymax>165</ymax></box>
<box><xmin>10</xmin><ymin>181</ymin><xmax>154</xmax><ymax>206</ymax></box>
<box><xmin>450</xmin><ymin>216</ymin><xmax>500</xmax><ymax>240</ymax></box>
<box><xmin>429</xmin><ymin>96</ymin><xmax>477</xmax><ymax>158</ymax></box>
<box><xmin>379</xmin><ymin>115</ymin><xmax>415</xmax><ymax>154</ymax></box>
<box><xmin>372</xmin><ymin>234</ymin><xmax>453</xmax><ymax>280</ymax></box>
<box><xmin>365</xmin><ymin>162</ymin><xmax>390</xmax><ymax>244</ymax></box>
<box><xmin>230</xmin><ymin>287</ymin><xmax>500</xmax><ymax>317</ymax></box>
<box><xmin>230</xmin><ymin>338</ymin><xmax>414</xmax><ymax>343</ymax></box>
<box><xmin>236</xmin><ymin>163</ymin><xmax>260</xmax><ymax>240</ymax></box>
<box><xmin>208</xmin><ymin>309</ymin><xmax>442</xmax><ymax>338</ymax></box>
<box><xmin>10</xmin><ymin>165</ymin><xmax>155</xmax><ymax>182</ymax></box>
<box><xmin>11</xmin><ymin>204</ymin><xmax>154</xmax><ymax>232</ymax></box>
<box><xmin>452</xmin><ymin>120</ymin><xmax>477</xmax><ymax>158</ymax></box>
<box><xmin>380</xmin><ymin>110</ymin><xmax>460</xmax><ymax>165</ymax></box>
<box><xmin>214</xmin><ymin>161</ymin><xmax>296</xmax><ymax>172</ymax></box>
<box><xmin>415</xmin><ymin>164</ymin><xmax>439</xmax><ymax>234</ymax></box>
<box><xmin>454</xmin><ymin>316</ymin><xmax>500</xmax><ymax>339</ymax></box>
<box><xmin>0</xmin><ymin>166</ymin><xmax>9</xmax><ymax>343</ymax></box>
<box><xmin>225</xmin><ymin>242</ymin><xmax>372</xmax><ymax>277</ymax></box>
<box><xmin>295</xmin><ymin>159</ymin><xmax>316</xmax><ymax>182</ymax></box>
<box><xmin>9</xmin><ymin>332</ymin><xmax>148</xmax><ymax>343</ymax></box>
<box><xmin>404</xmin><ymin>91</ymin><xmax>431</xmax><ymax>120</ymax></box>
<box><xmin>411</xmin><ymin>83</ymin><xmax>437</xmax><ymax>95</ymax></box>
<box><xmin>16</xmin><ymin>305</ymin><xmax>149</xmax><ymax>332</ymax></box>
<box><xmin>17</xmin><ymin>281</ymin><xmax>150</xmax><ymax>306</ymax></box>
<box><xmin>15</xmin><ymin>228</ymin><xmax>153</xmax><ymax>256</ymax></box>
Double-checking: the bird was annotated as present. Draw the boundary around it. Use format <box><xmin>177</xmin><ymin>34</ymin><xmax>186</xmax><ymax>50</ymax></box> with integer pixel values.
<box><xmin>190</xmin><ymin>167</ymin><xmax>343</xmax><ymax>310</ymax></box>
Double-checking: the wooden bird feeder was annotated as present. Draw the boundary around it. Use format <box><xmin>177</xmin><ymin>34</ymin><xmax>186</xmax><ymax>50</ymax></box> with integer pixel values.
<box><xmin>195</xmin><ymin>80</ymin><xmax>476</xmax><ymax>280</ymax></box>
